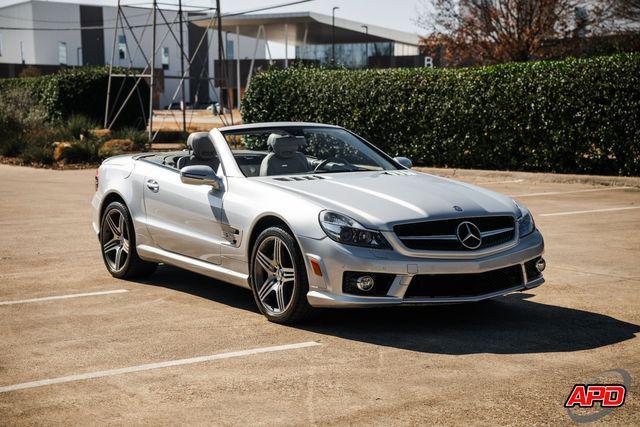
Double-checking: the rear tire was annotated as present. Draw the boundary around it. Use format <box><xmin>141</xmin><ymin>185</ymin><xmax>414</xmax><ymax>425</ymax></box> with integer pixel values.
<box><xmin>100</xmin><ymin>201</ymin><xmax>157</xmax><ymax>279</ymax></box>
<box><xmin>250</xmin><ymin>226</ymin><xmax>312</xmax><ymax>324</ymax></box>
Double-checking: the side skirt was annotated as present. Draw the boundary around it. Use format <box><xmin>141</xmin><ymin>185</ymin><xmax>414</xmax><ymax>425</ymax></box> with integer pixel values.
<box><xmin>137</xmin><ymin>245</ymin><xmax>250</xmax><ymax>289</ymax></box>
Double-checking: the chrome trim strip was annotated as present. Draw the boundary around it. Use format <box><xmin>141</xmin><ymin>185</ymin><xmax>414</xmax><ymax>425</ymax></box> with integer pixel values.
<box><xmin>480</xmin><ymin>227</ymin><xmax>514</xmax><ymax>237</ymax></box>
<box><xmin>400</xmin><ymin>234</ymin><xmax>458</xmax><ymax>241</ymax></box>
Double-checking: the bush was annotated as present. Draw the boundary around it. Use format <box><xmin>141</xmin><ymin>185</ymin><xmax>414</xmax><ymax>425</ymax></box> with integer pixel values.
<box><xmin>58</xmin><ymin>139</ymin><xmax>102</xmax><ymax>164</ymax></box>
<box><xmin>63</xmin><ymin>114</ymin><xmax>99</xmax><ymax>140</ymax></box>
<box><xmin>0</xmin><ymin>87</ymin><xmax>50</xmax><ymax>157</ymax></box>
<box><xmin>21</xmin><ymin>145</ymin><xmax>54</xmax><ymax>165</ymax></box>
<box><xmin>111</xmin><ymin>127</ymin><xmax>149</xmax><ymax>151</ymax></box>
<box><xmin>242</xmin><ymin>53</ymin><xmax>640</xmax><ymax>176</ymax></box>
<box><xmin>98</xmin><ymin>138</ymin><xmax>135</xmax><ymax>158</ymax></box>
<box><xmin>0</xmin><ymin>67</ymin><xmax>149</xmax><ymax>127</ymax></box>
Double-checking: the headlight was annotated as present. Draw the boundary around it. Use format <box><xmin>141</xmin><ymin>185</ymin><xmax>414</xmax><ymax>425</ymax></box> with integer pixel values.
<box><xmin>515</xmin><ymin>203</ymin><xmax>535</xmax><ymax>237</ymax></box>
<box><xmin>319</xmin><ymin>211</ymin><xmax>390</xmax><ymax>249</ymax></box>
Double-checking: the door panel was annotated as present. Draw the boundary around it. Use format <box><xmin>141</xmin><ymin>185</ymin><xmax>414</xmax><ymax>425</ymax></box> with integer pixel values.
<box><xmin>143</xmin><ymin>166</ymin><xmax>223</xmax><ymax>264</ymax></box>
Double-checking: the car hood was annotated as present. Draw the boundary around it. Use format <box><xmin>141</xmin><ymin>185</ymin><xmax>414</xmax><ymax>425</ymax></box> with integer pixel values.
<box><xmin>254</xmin><ymin>171</ymin><xmax>517</xmax><ymax>230</ymax></box>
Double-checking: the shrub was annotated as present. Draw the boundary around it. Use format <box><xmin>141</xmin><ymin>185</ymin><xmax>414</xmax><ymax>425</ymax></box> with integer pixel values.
<box><xmin>242</xmin><ymin>53</ymin><xmax>640</xmax><ymax>176</ymax></box>
<box><xmin>98</xmin><ymin>138</ymin><xmax>135</xmax><ymax>158</ymax></box>
<box><xmin>58</xmin><ymin>139</ymin><xmax>102</xmax><ymax>164</ymax></box>
<box><xmin>21</xmin><ymin>145</ymin><xmax>54</xmax><ymax>165</ymax></box>
<box><xmin>0</xmin><ymin>67</ymin><xmax>149</xmax><ymax>127</ymax></box>
<box><xmin>0</xmin><ymin>87</ymin><xmax>50</xmax><ymax>157</ymax></box>
<box><xmin>111</xmin><ymin>127</ymin><xmax>149</xmax><ymax>151</ymax></box>
<box><xmin>63</xmin><ymin>114</ymin><xmax>99</xmax><ymax>140</ymax></box>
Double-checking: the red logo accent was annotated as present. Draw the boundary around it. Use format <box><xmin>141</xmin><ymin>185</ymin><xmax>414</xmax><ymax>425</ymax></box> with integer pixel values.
<box><xmin>564</xmin><ymin>384</ymin><xmax>626</xmax><ymax>408</ymax></box>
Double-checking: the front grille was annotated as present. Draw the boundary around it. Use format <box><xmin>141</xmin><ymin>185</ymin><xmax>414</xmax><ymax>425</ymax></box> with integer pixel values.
<box><xmin>394</xmin><ymin>216</ymin><xmax>515</xmax><ymax>251</ymax></box>
<box><xmin>404</xmin><ymin>265</ymin><xmax>524</xmax><ymax>298</ymax></box>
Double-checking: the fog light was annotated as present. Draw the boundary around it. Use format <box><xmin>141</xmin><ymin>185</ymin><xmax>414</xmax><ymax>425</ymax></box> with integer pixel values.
<box><xmin>536</xmin><ymin>258</ymin><xmax>546</xmax><ymax>272</ymax></box>
<box><xmin>356</xmin><ymin>275</ymin><xmax>375</xmax><ymax>292</ymax></box>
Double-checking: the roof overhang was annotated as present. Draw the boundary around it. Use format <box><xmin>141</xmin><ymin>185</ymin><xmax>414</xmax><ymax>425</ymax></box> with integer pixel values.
<box><xmin>191</xmin><ymin>11</ymin><xmax>419</xmax><ymax>46</ymax></box>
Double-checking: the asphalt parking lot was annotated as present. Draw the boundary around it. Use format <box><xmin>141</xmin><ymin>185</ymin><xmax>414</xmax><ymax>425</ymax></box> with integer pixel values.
<box><xmin>0</xmin><ymin>164</ymin><xmax>639</xmax><ymax>425</ymax></box>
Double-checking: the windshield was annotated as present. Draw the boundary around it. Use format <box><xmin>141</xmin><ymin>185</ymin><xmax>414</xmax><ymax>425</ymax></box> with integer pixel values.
<box><xmin>221</xmin><ymin>127</ymin><xmax>399</xmax><ymax>177</ymax></box>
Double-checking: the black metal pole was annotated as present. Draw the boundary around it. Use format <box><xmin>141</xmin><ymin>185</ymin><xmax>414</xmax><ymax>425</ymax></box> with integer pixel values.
<box><xmin>216</xmin><ymin>0</ymin><xmax>233</xmax><ymax>124</ymax></box>
<box><xmin>332</xmin><ymin>6</ymin><xmax>339</xmax><ymax>64</ymax></box>
<box><xmin>361</xmin><ymin>25</ymin><xmax>368</xmax><ymax>67</ymax></box>
<box><xmin>178</xmin><ymin>0</ymin><xmax>187</xmax><ymax>137</ymax></box>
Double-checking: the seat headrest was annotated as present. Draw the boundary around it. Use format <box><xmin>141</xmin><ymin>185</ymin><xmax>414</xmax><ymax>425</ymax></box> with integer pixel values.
<box><xmin>187</xmin><ymin>132</ymin><xmax>216</xmax><ymax>161</ymax></box>
<box><xmin>267</xmin><ymin>134</ymin><xmax>307</xmax><ymax>159</ymax></box>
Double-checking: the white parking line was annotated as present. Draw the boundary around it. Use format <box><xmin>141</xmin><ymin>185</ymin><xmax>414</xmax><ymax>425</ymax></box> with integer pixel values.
<box><xmin>540</xmin><ymin>206</ymin><xmax>640</xmax><ymax>217</ymax></box>
<box><xmin>0</xmin><ymin>342</ymin><xmax>321</xmax><ymax>393</ymax></box>
<box><xmin>0</xmin><ymin>289</ymin><xmax>129</xmax><ymax>306</ymax></box>
<box><xmin>476</xmin><ymin>179</ymin><xmax>525</xmax><ymax>185</ymax></box>
<box><xmin>511</xmin><ymin>186</ymin><xmax>632</xmax><ymax>197</ymax></box>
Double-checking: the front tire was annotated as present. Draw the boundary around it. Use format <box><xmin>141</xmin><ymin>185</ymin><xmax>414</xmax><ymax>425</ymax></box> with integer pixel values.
<box><xmin>100</xmin><ymin>201</ymin><xmax>157</xmax><ymax>279</ymax></box>
<box><xmin>250</xmin><ymin>226</ymin><xmax>312</xmax><ymax>324</ymax></box>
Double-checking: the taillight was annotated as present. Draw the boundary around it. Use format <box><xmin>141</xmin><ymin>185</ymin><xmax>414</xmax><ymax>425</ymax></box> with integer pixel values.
<box><xmin>95</xmin><ymin>168</ymin><xmax>99</xmax><ymax>191</ymax></box>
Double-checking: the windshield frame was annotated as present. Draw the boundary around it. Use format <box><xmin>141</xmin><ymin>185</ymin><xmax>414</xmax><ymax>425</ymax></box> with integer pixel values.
<box><xmin>219</xmin><ymin>125</ymin><xmax>403</xmax><ymax>178</ymax></box>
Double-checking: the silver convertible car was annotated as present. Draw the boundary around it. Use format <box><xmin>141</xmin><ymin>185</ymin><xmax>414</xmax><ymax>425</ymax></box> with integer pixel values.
<box><xmin>92</xmin><ymin>122</ymin><xmax>545</xmax><ymax>323</ymax></box>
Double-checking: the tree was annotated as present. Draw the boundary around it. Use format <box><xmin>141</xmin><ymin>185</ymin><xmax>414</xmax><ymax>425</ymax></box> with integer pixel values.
<box><xmin>612</xmin><ymin>0</ymin><xmax>640</xmax><ymax>21</ymax></box>
<box><xmin>417</xmin><ymin>0</ymin><xmax>617</xmax><ymax>66</ymax></box>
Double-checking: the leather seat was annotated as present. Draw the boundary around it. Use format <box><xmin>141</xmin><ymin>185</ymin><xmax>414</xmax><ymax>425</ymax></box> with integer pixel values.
<box><xmin>259</xmin><ymin>134</ymin><xmax>310</xmax><ymax>176</ymax></box>
<box><xmin>177</xmin><ymin>132</ymin><xmax>219</xmax><ymax>171</ymax></box>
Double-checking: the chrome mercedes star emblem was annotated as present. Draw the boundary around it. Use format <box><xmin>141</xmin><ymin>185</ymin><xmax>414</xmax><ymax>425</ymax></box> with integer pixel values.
<box><xmin>456</xmin><ymin>221</ymin><xmax>482</xmax><ymax>249</ymax></box>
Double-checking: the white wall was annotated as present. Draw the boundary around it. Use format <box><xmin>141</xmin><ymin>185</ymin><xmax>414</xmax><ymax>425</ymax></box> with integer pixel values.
<box><xmin>0</xmin><ymin>2</ymin><xmax>37</xmax><ymax>64</ymax></box>
<box><xmin>32</xmin><ymin>2</ymin><xmax>82</xmax><ymax>66</ymax></box>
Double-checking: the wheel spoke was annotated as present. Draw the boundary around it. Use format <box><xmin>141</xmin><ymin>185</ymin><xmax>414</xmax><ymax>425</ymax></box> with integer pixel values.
<box><xmin>273</xmin><ymin>239</ymin><xmax>283</xmax><ymax>268</ymax></box>
<box><xmin>280</xmin><ymin>267</ymin><xmax>295</xmax><ymax>284</ymax></box>
<box><xmin>256</xmin><ymin>251</ymin><xmax>275</xmax><ymax>274</ymax></box>
<box><xmin>121</xmin><ymin>238</ymin><xmax>130</xmax><ymax>254</ymax></box>
<box><xmin>258</xmin><ymin>277</ymin><xmax>277</xmax><ymax>302</ymax></box>
<box><xmin>118</xmin><ymin>214</ymin><xmax>125</xmax><ymax>237</ymax></box>
<box><xmin>275</xmin><ymin>283</ymin><xmax>286</xmax><ymax>311</ymax></box>
<box><xmin>114</xmin><ymin>246</ymin><xmax>124</xmax><ymax>270</ymax></box>
<box><xmin>103</xmin><ymin>238</ymin><xmax>120</xmax><ymax>254</ymax></box>
<box><xmin>106</xmin><ymin>213</ymin><xmax>120</xmax><ymax>237</ymax></box>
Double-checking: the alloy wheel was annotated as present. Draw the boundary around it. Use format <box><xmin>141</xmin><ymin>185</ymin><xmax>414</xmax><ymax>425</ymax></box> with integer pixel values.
<box><xmin>253</xmin><ymin>236</ymin><xmax>296</xmax><ymax>315</ymax></box>
<box><xmin>101</xmin><ymin>208</ymin><xmax>130</xmax><ymax>273</ymax></box>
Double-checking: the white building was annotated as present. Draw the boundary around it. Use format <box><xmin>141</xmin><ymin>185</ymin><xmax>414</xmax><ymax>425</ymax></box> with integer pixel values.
<box><xmin>0</xmin><ymin>0</ymin><xmax>265</xmax><ymax>108</ymax></box>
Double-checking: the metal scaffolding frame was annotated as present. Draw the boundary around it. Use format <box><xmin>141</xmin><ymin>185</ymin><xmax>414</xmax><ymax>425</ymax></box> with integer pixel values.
<box><xmin>103</xmin><ymin>0</ymin><xmax>233</xmax><ymax>142</ymax></box>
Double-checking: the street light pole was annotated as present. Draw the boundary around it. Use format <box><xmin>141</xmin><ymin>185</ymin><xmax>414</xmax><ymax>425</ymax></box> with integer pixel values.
<box><xmin>332</xmin><ymin>6</ymin><xmax>339</xmax><ymax>64</ymax></box>
<box><xmin>361</xmin><ymin>25</ymin><xmax>368</xmax><ymax>67</ymax></box>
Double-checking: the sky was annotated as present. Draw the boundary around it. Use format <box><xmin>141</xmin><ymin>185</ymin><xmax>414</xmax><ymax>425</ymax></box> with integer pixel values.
<box><xmin>0</xmin><ymin>0</ymin><xmax>428</xmax><ymax>35</ymax></box>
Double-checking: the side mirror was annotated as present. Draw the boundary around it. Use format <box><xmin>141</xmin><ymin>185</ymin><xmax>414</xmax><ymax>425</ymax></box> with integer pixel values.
<box><xmin>394</xmin><ymin>156</ymin><xmax>413</xmax><ymax>169</ymax></box>
<box><xmin>180</xmin><ymin>165</ymin><xmax>223</xmax><ymax>190</ymax></box>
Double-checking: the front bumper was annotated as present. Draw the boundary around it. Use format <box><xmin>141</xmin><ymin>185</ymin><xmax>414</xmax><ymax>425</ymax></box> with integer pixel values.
<box><xmin>299</xmin><ymin>230</ymin><xmax>545</xmax><ymax>308</ymax></box>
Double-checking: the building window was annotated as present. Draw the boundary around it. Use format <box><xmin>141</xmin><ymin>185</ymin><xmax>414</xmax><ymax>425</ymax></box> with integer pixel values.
<box><xmin>226</xmin><ymin>39</ymin><xmax>234</xmax><ymax>60</ymax></box>
<box><xmin>58</xmin><ymin>42</ymin><xmax>67</xmax><ymax>65</ymax></box>
<box><xmin>118</xmin><ymin>34</ymin><xmax>126</xmax><ymax>60</ymax></box>
<box><xmin>162</xmin><ymin>46</ymin><xmax>170</xmax><ymax>70</ymax></box>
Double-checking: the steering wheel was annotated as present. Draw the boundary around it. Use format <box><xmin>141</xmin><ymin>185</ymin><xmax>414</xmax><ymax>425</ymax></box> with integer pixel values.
<box><xmin>314</xmin><ymin>157</ymin><xmax>352</xmax><ymax>172</ymax></box>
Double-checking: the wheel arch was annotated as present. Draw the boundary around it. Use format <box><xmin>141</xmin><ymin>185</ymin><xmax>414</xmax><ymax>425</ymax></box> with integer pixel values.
<box><xmin>99</xmin><ymin>191</ymin><xmax>128</xmax><ymax>222</ymax></box>
<box><xmin>246</xmin><ymin>214</ymin><xmax>297</xmax><ymax>261</ymax></box>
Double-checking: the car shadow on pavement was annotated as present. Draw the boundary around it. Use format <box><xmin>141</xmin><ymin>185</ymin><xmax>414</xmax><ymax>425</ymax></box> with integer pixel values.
<box><xmin>138</xmin><ymin>266</ymin><xmax>639</xmax><ymax>355</ymax></box>
<box><xmin>136</xmin><ymin>265</ymin><xmax>260</xmax><ymax>313</ymax></box>
<box><xmin>301</xmin><ymin>294</ymin><xmax>640</xmax><ymax>355</ymax></box>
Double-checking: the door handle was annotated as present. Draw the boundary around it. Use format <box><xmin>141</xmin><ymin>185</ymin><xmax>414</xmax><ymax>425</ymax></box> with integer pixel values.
<box><xmin>146</xmin><ymin>179</ymin><xmax>159</xmax><ymax>192</ymax></box>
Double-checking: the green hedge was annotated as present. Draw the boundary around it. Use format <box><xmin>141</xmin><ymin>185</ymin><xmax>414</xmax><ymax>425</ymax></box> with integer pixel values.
<box><xmin>0</xmin><ymin>67</ymin><xmax>148</xmax><ymax>128</ymax></box>
<box><xmin>242</xmin><ymin>54</ymin><xmax>640</xmax><ymax>176</ymax></box>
